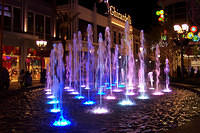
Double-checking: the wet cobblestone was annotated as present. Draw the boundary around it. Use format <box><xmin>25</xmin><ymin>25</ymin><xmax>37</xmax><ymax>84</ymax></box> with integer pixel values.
<box><xmin>0</xmin><ymin>88</ymin><xmax>200</xmax><ymax>133</ymax></box>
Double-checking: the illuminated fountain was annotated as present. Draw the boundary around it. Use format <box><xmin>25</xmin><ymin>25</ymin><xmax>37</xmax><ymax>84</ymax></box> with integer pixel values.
<box><xmin>163</xmin><ymin>58</ymin><xmax>172</xmax><ymax>92</ymax></box>
<box><xmin>105</xmin><ymin>27</ymin><xmax>116</xmax><ymax>100</ymax></box>
<box><xmin>70</xmin><ymin>33</ymin><xmax>79</xmax><ymax>95</ymax></box>
<box><xmin>137</xmin><ymin>30</ymin><xmax>149</xmax><ymax>99</ymax></box>
<box><xmin>47</xmin><ymin>44</ymin><xmax>59</xmax><ymax>104</ymax></box>
<box><xmin>83</xmin><ymin>24</ymin><xmax>95</xmax><ymax>105</ymax></box>
<box><xmin>75</xmin><ymin>31</ymin><xmax>85</xmax><ymax>99</ymax></box>
<box><xmin>65</xmin><ymin>44</ymin><xmax>73</xmax><ymax>92</ymax></box>
<box><xmin>153</xmin><ymin>44</ymin><xmax>164</xmax><ymax>95</ymax></box>
<box><xmin>51</xmin><ymin>43</ymin><xmax>71</xmax><ymax>126</ymax></box>
<box><xmin>125</xmin><ymin>22</ymin><xmax>136</xmax><ymax>96</ymax></box>
<box><xmin>96</xmin><ymin>33</ymin><xmax>106</xmax><ymax>103</ymax></box>
<box><xmin>91</xmin><ymin>33</ymin><xmax>109</xmax><ymax>114</ymax></box>
<box><xmin>119</xmin><ymin>39</ymin><xmax>126</xmax><ymax>87</ymax></box>
<box><xmin>45</xmin><ymin>64</ymin><xmax>51</xmax><ymax>93</ymax></box>
<box><xmin>118</xmin><ymin>21</ymin><xmax>136</xmax><ymax>106</ymax></box>
<box><xmin>148</xmin><ymin>72</ymin><xmax>154</xmax><ymax>90</ymax></box>
<box><xmin>113</xmin><ymin>44</ymin><xmax>123</xmax><ymax>92</ymax></box>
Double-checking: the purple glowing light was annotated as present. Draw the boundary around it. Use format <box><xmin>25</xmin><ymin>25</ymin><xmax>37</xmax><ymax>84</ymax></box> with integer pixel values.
<box><xmin>66</xmin><ymin>88</ymin><xmax>75</xmax><ymax>92</ymax></box>
<box><xmin>163</xmin><ymin>88</ymin><xmax>172</xmax><ymax>93</ymax></box>
<box><xmin>152</xmin><ymin>91</ymin><xmax>164</xmax><ymax>96</ymax></box>
<box><xmin>118</xmin><ymin>99</ymin><xmax>136</xmax><ymax>106</ymax></box>
<box><xmin>64</xmin><ymin>86</ymin><xmax>70</xmax><ymax>90</ymax></box>
<box><xmin>113</xmin><ymin>88</ymin><xmax>123</xmax><ymax>92</ymax></box>
<box><xmin>81</xmin><ymin>85</ymin><xmax>86</xmax><ymax>88</ymax></box>
<box><xmin>125</xmin><ymin>91</ymin><xmax>135</xmax><ymax>96</ymax></box>
<box><xmin>105</xmin><ymin>95</ymin><xmax>116</xmax><ymax>100</ymax></box>
<box><xmin>91</xmin><ymin>107</ymin><xmax>109</xmax><ymax>114</ymax></box>
<box><xmin>69</xmin><ymin>91</ymin><xmax>79</xmax><ymax>95</ymax></box>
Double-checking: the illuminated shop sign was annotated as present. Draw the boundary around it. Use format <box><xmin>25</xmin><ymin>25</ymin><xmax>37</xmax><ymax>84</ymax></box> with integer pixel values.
<box><xmin>109</xmin><ymin>6</ymin><xmax>132</xmax><ymax>24</ymax></box>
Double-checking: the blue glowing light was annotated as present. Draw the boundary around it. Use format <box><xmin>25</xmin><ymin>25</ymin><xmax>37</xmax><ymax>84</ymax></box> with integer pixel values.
<box><xmin>104</xmin><ymin>82</ymin><xmax>109</xmax><ymax>85</ymax></box>
<box><xmin>106</xmin><ymin>86</ymin><xmax>112</xmax><ymax>89</ymax></box>
<box><xmin>47</xmin><ymin>100</ymin><xmax>59</xmax><ymax>104</ymax></box>
<box><xmin>97</xmin><ymin>91</ymin><xmax>106</xmax><ymax>95</ymax></box>
<box><xmin>105</xmin><ymin>95</ymin><xmax>116</xmax><ymax>100</ymax></box>
<box><xmin>113</xmin><ymin>88</ymin><xmax>123</xmax><ymax>92</ymax></box>
<box><xmin>74</xmin><ymin>95</ymin><xmax>85</xmax><ymax>99</ymax></box>
<box><xmin>53</xmin><ymin>116</ymin><xmax>71</xmax><ymax>127</ymax></box>
<box><xmin>111</xmin><ymin>84</ymin><xmax>116</xmax><ymax>86</ymax></box>
<box><xmin>50</xmin><ymin>108</ymin><xmax>61</xmax><ymax>113</ymax></box>
<box><xmin>83</xmin><ymin>100</ymin><xmax>95</xmax><ymax>105</ymax></box>
<box><xmin>118</xmin><ymin>84</ymin><xmax>126</xmax><ymax>88</ymax></box>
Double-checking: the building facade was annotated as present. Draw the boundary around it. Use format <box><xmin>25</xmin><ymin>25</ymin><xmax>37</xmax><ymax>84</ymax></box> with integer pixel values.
<box><xmin>56</xmin><ymin>0</ymin><xmax>140</xmax><ymax>56</ymax></box>
<box><xmin>1</xmin><ymin>0</ymin><xmax>56</xmax><ymax>82</ymax></box>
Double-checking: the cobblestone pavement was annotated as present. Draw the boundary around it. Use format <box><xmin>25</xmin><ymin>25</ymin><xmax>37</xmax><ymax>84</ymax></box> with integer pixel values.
<box><xmin>0</xmin><ymin>87</ymin><xmax>200</xmax><ymax>133</ymax></box>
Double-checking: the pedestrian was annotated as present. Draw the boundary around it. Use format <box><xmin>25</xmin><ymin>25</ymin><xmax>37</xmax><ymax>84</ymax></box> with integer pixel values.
<box><xmin>24</xmin><ymin>71</ymin><xmax>32</xmax><ymax>87</ymax></box>
<box><xmin>18</xmin><ymin>69</ymin><xmax>25</xmax><ymax>89</ymax></box>
<box><xmin>0</xmin><ymin>67</ymin><xmax>10</xmax><ymax>90</ymax></box>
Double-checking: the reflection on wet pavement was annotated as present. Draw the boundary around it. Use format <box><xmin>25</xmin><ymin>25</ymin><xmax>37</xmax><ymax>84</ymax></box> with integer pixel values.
<box><xmin>0</xmin><ymin>88</ymin><xmax>200</xmax><ymax>133</ymax></box>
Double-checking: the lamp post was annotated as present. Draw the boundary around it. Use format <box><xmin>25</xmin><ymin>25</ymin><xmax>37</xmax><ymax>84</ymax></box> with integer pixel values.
<box><xmin>173</xmin><ymin>24</ymin><xmax>189</xmax><ymax>80</ymax></box>
<box><xmin>36</xmin><ymin>40</ymin><xmax>47</xmax><ymax>83</ymax></box>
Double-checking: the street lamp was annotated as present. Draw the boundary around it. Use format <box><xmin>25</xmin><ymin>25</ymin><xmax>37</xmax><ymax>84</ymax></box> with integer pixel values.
<box><xmin>36</xmin><ymin>40</ymin><xmax>47</xmax><ymax>83</ymax></box>
<box><xmin>174</xmin><ymin>24</ymin><xmax>189</xmax><ymax>34</ymax></box>
<box><xmin>173</xmin><ymin>24</ymin><xmax>189</xmax><ymax>80</ymax></box>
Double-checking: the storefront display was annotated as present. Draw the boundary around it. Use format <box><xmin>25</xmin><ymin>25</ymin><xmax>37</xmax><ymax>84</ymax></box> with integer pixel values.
<box><xmin>26</xmin><ymin>48</ymin><xmax>49</xmax><ymax>80</ymax></box>
<box><xmin>2</xmin><ymin>46</ymin><xmax>20</xmax><ymax>82</ymax></box>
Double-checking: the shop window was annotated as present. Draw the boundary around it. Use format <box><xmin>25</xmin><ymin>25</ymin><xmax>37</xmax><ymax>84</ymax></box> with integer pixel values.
<box><xmin>135</xmin><ymin>44</ymin><xmax>138</xmax><ymax>54</ymax></box>
<box><xmin>113</xmin><ymin>31</ymin><xmax>116</xmax><ymax>44</ymax></box>
<box><xmin>97</xmin><ymin>25</ymin><xmax>105</xmax><ymax>40</ymax></box>
<box><xmin>2</xmin><ymin>46</ymin><xmax>20</xmax><ymax>82</ymax></box>
<box><xmin>36</xmin><ymin>14</ymin><xmax>44</xmax><ymax>39</ymax></box>
<box><xmin>26</xmin><ymin>48</ymin><xmax>49</xmax><ymax>81</ymax></box>
<box><xmin>27</xmin><ymin>12</ymin><xmax>34</xmax><ymax>34</ymax></box>
<box><xmin>79</xmin><ymin>19</ymin><xmax>93</xmax><ymax>41</ymax></box>
<box><xmin>0</xmin><ymin>5</ymin><xmax>11</xmax><ymax>31</ymax></box>
<box><xmin>118</xmin><ymin>33</ymin><xmax>121</xmax><ymax>44</ymax></box>
<box><xmin>45</xmin><ymin>17</ymin><xmax>51</xmax><ymax>40</ymax></box>
<box><xmin>13</xmin><ymin>7</ymin><xmax>21</xmax><ymax>32</ymax></box>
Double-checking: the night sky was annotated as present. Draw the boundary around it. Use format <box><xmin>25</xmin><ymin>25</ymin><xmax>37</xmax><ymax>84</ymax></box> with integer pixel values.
<box><xmin>109</xmin><ymin>0</ymin><xmax>159</xmax><ymax>31</ymax></box>
<box><xmin>57</xmin><ymin>0</ymin><xmax>160</xmax><ymax>31</ymax></box>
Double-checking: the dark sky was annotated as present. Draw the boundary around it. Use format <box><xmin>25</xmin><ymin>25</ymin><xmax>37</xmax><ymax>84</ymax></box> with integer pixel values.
<box><xmin>109</xmin><ymin>0</ymin><xmax>159</xmax><ymax>31</ymax></box>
